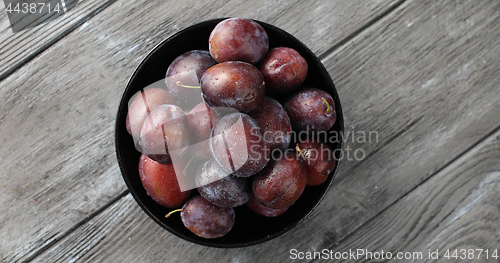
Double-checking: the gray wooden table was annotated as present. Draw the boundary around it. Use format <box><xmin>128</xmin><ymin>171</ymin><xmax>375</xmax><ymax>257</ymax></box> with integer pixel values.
<box><xmin>1</xmin><ymin>0</ymin><xmax>499</xmax><ymax>262</ymax></box>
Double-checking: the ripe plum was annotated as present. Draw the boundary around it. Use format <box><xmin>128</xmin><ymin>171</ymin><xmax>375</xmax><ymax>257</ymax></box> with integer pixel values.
<box><xmin>201</xmin><ymin>61</ymin><xmax>265</xmax><ymax>113</ymax></box>
<box><xmin>140</xmin><ymin>104</ymin><xmax>190</xmax><ymax>164</ymax></box>
<box><xmin>210</xmin><ymin>112</ymin><xmax>270</xmax><ymax>177</ymax></box>
<box><xmin>126</xmin><ymin>88</ymin><xmax>175</xmax><ymax>144</ymax></box>
<box><xmin>165</xmin><ymin>50</ymin><xmax>216</xmax><ymax>109</ymax></box>
<box><xmin>186</xmin><ymin>102</ymin><xmax>220</xmax><ymax>159</ymax></box>
<box><xmin>259</xmin><ymin>47</ymin><xmax>308</xmax><ymax>94</ymax></box>
<box><xmin>252</xmin><ymin>151</ymin><xmax>307</xmax><ymax>209</ymax></box>
<box><xmin>296</xmin><ymin>140</ymin><xmax>336</xmax><ymax>186</ymax></box>
<box><xmin>284</xmin><ymin>88</ymin><xmax>337</xmax><ymax>132</ymax></box>
<box><xmin>180</xmin><ymin>195</ymin><xmax>235</xmax><ymax>239</ymax></box>
<box><xmin>138</xmin><ymin>153</ymin><xmax>192</xmax><ymax>208</ymax></box>
<box><xmin>196</xmin><ymin>159</ymin><xmax>252</xmax><ymax>207</ymax></box>
<box><xmin>209</xmin><ymin>18</ymin><xmax>268</xmax><ymax>64</ymax></box>
<box><xmin>248</xmin><ymin>96</ymin><xmax>291</xmax><ymax>151</ymax></box>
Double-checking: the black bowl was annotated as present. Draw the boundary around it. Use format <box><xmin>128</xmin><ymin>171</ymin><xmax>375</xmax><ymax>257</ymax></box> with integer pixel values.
<box><xmin>115</xmin><ymin>18</ymin><xmax>344</xmax><ymax>247</ymax></box>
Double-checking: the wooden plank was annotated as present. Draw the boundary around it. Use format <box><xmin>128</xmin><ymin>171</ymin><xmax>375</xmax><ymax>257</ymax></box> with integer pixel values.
<box><xmin>31</xmin><ymin>194</ymin><xmax>304</xmax><ymax>263</ymax></box>
<box><xmin>330</xmin><ymin>128</ymin><xmax>500</xmax><ymax>262</ymax></box>
<box><xmin>314</xmin><ymin>0</ymin><xmax>500</xmax><ymax>243</ymax></box>
<box><xmin>0</xmin><ymin>0</ymin><xmax>117</xmax><ymax>81</ymax></box>
<box><xmin>30</xmin><ymin>133</ymin><xmax>500</xmax><ymax>263</ymax></box>
<box><xmin>0</xmin><ymin>0</ymin><xmax>396</xmax><ymax>262</ymax></box>
<box><xmin>0</xmin><ymin>0</ymin><xmax>396</xmax><ymax>82</ymax></box>
<box><xmin>29</xmin><ymin>0</ymin><xmax>500</xmax><ymax>261</ymax></box>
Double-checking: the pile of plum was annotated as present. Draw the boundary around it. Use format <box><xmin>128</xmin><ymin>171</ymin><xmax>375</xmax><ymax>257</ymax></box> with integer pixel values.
<box><xmin>125</xmin><ymin>18</ymin><xmax>337</xmax><ymax>239</ymax></box>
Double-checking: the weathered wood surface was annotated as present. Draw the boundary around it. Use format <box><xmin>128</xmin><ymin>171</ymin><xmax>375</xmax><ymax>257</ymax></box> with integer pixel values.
<box><xmin>317</xmin><ymin>0</ymin><xmax>500</xmax><ymax>243</ymax></box>
<box><xmin>0</xmin><ymin>0</ymin><xmax>398</xmax><ymax>82</ymax></box>
<box><xmin>0</xmin><ymin>0</ymin><xmax>398</xmax><ymax>262</ymax></box>
<box><xmin>26</xmin><ymin>0</ymin><xmax>500</xmax><ymax>262</ymax></box>
<box><xmin>331</xmin><ymin>129</ymin><xmax>500</xmax><ymax>263</ymax></box>
<box><xmin>0</xmin><ymin>0</ymin><xmax>118</xmax><ymax>81</ymax></box>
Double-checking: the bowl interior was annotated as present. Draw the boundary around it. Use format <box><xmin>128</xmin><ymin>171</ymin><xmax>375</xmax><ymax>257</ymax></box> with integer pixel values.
<box><xmin>115</xmin><ymin>18</ymin><xmax>344</xmax><ymax>247</ymax></box>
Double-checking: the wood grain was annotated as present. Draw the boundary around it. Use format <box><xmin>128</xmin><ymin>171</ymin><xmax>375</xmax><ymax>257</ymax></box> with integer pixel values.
<box><xmin>0</xmin><ymin>0</ymin><xmax>396</xmax><ymax>262</ymax></box>
<box><xmin>28</xmin><ymin>0</ymin><xmax>500</xmax><ymax>262</ymax></box>
<box><xmin>0</xmin><ymin>0</ymin><xmax>118</xmax><ymax>81</ymax></box>
<box><xmin>0</xmin><ymin>0</ymin><xmax>395</xmax><ymax>81</ymax></box>
<box><xmin>315</xmin><ymin>0</ymin><xmax>500</xmax><ymax>245</ymax></box>
<box><xmin>330</xmin><ymin>129</ymin><xmax>500</xmax><ymax>263</ymax></box>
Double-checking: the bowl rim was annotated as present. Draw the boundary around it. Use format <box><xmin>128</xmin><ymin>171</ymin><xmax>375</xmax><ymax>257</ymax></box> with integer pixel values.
<box><xmin>115</xmin><ymin>17</ymin><xmax>344</xmax><ymax>248</ymax></box>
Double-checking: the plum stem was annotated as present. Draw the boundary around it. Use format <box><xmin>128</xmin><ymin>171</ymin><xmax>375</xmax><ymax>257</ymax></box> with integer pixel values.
<box><xmin>182</xmin><ymin>156</ymin><xmax>195</xmax><ymax>174</ymax></box>
<box><xmin>322</xmin><ymin>98</ymin><xmax>332</xmax><ymax>114</ymax></box>
<box><xmin>295</xmin><ymin>145</ymin><xmax>303</xmax><ymax>157</ymax></box>
<box><xmin>176</xmin><ymin>81</ymin><xmax>201</xmax><ymax>89</ymax></box>
<box><xmin>165</xmin><ymin>209</ymin><xmax>183</xmax><ymax>218</ymax></box>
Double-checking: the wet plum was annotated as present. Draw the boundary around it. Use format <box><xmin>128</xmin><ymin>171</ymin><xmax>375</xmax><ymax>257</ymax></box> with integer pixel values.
<box><xmin>296</xmin><ymin>140</ymin><xmax>336</xmax><ymax>186</ymax></box>
<box><xmin>252</xmin><ymin>151</ymin><xmax>307</xmax><ymax>209</ymax></box>
<box><xmin>180</xmin><ymin>195</ymin><xmax>235</xmax><ymax>239</ymax></box>
<box><xmin>209</xmin><ymin>18</ymin><xmax>268</xmax><ymax>64</ymax></box>
<box><xmin>140</xmin><ymin>104</ymin><xmax>190</xmax><ymax>164</ymax></box>
<box><xmin>259</xmin><ymin>47</ymin><xmax>308</xmax><ymax>94</ymax></box>
<box><xmin>126</xmin><ymin>88</ymin><xmax>175</xmax><ymax>144</ymax></box>
<box><xmin>196</xmin><ymin>159</ymin><xmax>252</xmax><ymax>207</ymax></box>
<box><xmin>210</xmin><ymin>112</ymin><xmax>270</xmax><ymax>177</ymax></box>
<box><xmin>186</xmin><ymin>102</ymin><xmax>220</xmax><ymax>159</ymax></box>
<box><xmin>248</xmin><ymin>96</ymin><xmax>292</xmax><ymax>151</ymax></box>
<box><xmin>138</xmin><ymin>153</ymin><xmax>192</xmax><ymax>208</ymax></box>
<box><xmin>201</xmin><ymin>61</ymin><xmax>265</xmax><ymax>113</ymax></box>
<box><xmin>284</xmin><ymin>88</ymin><xmax>337</xmax><ymax>132</ymax></box>
<box><xmin>165</xmin><ymin>50</ymin><xmax>216</xmax><ymax>109</ymax></box>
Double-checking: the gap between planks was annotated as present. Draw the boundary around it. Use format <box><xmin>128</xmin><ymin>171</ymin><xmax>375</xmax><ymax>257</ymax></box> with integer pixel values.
<box><xmin>312</xmin><ymin>126</ymin><xmax>500</xmax><ymax>263</ymax></box>
<box><xmin>0</xmin><ymin>0</ymin><xmax>119</xmax><ymax>82</ymax></box>
<box><xmin>20</xmin><ymin>190</ymin><xmax>130</xmax><ymax>263</ymax></box>
<box><xmin>317</xmin><ymin>0</ymin><xmax>406</xmax><ymax>61</ymax></box>
<box><xmin>324</xmin><ymin>122</ymin><xmax>500</xmax><ymax>252</ymax></box>
<box><xmin>0</xmin><ymin>0</ymin><xmax>406</xmax><ymax>83</ymax></box>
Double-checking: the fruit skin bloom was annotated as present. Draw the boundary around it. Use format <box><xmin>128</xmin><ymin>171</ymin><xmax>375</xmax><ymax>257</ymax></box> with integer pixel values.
<box><xmin>181</xmin><ymin>196</ymin><xmax>235</xmax><ymax>239</ymax></box>
<box><xmin>284</xmin><ymin>88</ymin><xmax>337</xmax><ymax>132</ymax></box>
<box><xmin>165</xmin><ymin>50</ymin><xmax>216</xmax><ymax>108</ymax></box>
<box><xmin>201</xmin><ymin>61</ymin><xmax>265</xmax><ymax>113</ymax></box>
<box><xmin>252</xmin><ymin>151</ymin><xmax>307</xmax><ymax>209</ymax></box>
<box><xmin>138</xmin><ymin>153</ymin><xmax>192</xmax><ymax>208</ymax></box>
<box><xmin>210</xmin><ymin>112</ymin><xmax>270</xmax><ymax>178</ymax></box>
<box><xmin>209</xmin><ymin>18</ymin><xmax>269</xmax><ymax>64</ymax></box>
<box><xmin>248</xmin><ymin>96</ymin><xmax>292</xmax><ymax>151</ymax></box>
<box><xmin>259</xmin><ymin>47</ymin><xmax>308</xmax><ymax>94</ymax></box>
<box><xmin>296</xmin><ymin>140</ymin><xmax>336</xmax><ymax>186</ymax></box>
